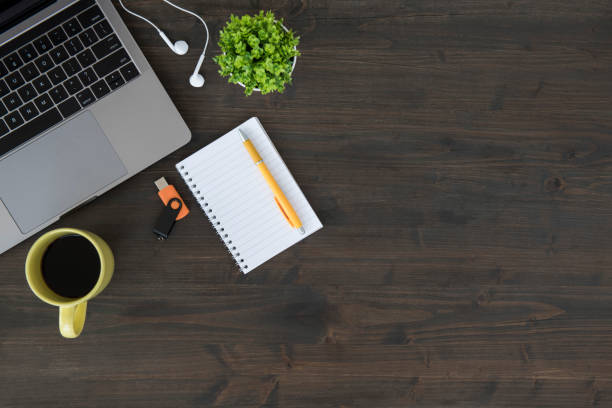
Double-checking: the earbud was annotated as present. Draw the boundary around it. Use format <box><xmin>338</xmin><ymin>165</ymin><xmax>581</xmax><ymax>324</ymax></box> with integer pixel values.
<box><xmin>189</xmin><ymin>73</ymin><xmax>205</xmax><ymax>87</ymax></box>
<box><xmin>159</xmin><ymin>31</ymin><xmax>188</xmax><ymax>55</ymax></box>
<box><xmin>189</xmin><ymin>54</ymin><xmax>206</xmax><ymax>87</ymax></box>
<box><xmin>173</xmin><ymin>40</ymin><xmax>189</xmax><ymax>55</ymax></box>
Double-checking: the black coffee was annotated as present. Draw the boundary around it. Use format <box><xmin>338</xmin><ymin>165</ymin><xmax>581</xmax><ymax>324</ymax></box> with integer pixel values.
<box><xmin>42</xmin><ymin>234</ymin><xmax>101</xmax><ymax>298</ymax></box>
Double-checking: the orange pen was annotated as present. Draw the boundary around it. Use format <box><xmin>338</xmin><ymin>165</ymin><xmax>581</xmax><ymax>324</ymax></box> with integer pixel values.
<box><xmin>239</xmin><ymin>129</ymin><xmax>305</xmax><ymax>234</ymax></box>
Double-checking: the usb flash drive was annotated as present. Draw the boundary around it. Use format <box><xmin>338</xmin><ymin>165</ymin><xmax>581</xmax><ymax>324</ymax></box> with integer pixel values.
<box><xmin>153</xmin><ymin>177</ymin><xmax>189</xmax><ymax>240</ymax></box>
<box><xmin>155</xmin><ymin>177</ymin><xmax>189</xmax><ymax>220</ymax></box>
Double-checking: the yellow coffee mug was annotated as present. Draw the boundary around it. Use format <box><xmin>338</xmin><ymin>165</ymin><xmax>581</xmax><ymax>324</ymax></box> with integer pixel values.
<box><xmin>25</xmin><ymin>228</ymin><xmax>114</xmax><ymax>338</ymax></box>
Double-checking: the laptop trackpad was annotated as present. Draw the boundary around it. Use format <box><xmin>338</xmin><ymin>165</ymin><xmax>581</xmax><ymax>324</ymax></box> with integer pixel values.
<box><xmin>0</xmin><ymin>112</ymin><xmax>127</xmax><ymax>233</ymax></box>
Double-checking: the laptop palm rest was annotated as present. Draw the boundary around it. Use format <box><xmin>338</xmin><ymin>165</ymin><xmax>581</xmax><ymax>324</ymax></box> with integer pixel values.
<box><xmin>0</xmin><ymin>112</ymin><xmax>127</xmax><ymax>234</ymax></box>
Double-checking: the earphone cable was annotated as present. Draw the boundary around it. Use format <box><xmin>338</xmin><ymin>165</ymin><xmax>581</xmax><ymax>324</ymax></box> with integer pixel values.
<box><xmin>116</xmin><ymin>0</ymin><xmax>164</xmax><ymax>34</ymax></box>
<box><xmin>162</xmin><ymin>0</ymin><xmax>210</xmax><ymax>60</ymax></box>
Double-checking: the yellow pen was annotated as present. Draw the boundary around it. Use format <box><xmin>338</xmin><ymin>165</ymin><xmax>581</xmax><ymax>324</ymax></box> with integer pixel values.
<box><xmin>239</xmin><ymin>129</ymin><xmax>305</xmax><ymax>234</ymax></box>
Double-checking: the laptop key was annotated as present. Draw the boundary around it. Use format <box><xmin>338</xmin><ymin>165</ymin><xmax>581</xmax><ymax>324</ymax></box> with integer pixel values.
<box><xmin>63</xmin><ymin>18</ymin><xmax>83</xmax><ymax>36</ymax></box>
<box><xmin>34</xmin><ymin>54</ymin><xmax>53</xmax><ymax>72</ymax></box>
<box><xmin>105</xmin><ymin>71</ymin><xmax>124</xmax><ymax>90</ymax></box>
<box><xmin>19</xmin><ymin>102</ymin><xmax>39</xmax><ymax>121</ymax></box>
<box><xmin>79</xmin><ymin>28</ymin><xmax>98</xmax><ymax>47</ymax></box>
<box><xmin>94</xmin><ymin>48</ymin><xmax>129</xmax><ymax>78</ymax></box>
<box><xmin>19</xmin><ymin>62</ymin><xmax>39</xmax><ymax>82</ymax></box>
<box><xmin>3</xmin><ymin>92</ymin><xmax>22</xmax><ymax>110</ymax></box>
<box><xmin>78</xmin><ymin>5</ymin><xmax>104</xmax><ymax>28</ymax></box>
<box><xmin>18</xmin><ymin>44</ymin><xmax>38</xmax><ymax>63</ymax></box>
<box><xmin>33</xmin><ymin>35</ymin><xmax>53</xmax><ymax>54</ymax></box>
<box><xmin>77</xmin><ymin>49</ymin><xmax>96</xmax><ymax>68</ymax></box>
<box><xmin>0</xmin><ymin>119</ymin><xmax>8</xmax><ymax>137</ymax></box>
<box><xmin>34</xmin><ymin>93</ymin><xmax>53</xmax><ymax>112</ymax></box>
<box><xmin>17</xmin><ymin>84</ymin><xmax>37</xmax><ymax>102</ymax></box>
<box><xmin>0</xmin><ymin>101</ymin><xmax>7</xmax><ymax>116</ymax></box>
<box><xmin>4</xmin><ymin>53</ymin><xmax>23</xmax><ymax>71</ymax></box>
<box><xmin>48</xmin><ymin>66</ymin><xmax>67</xmax><ymax>85</ymax></box>
<box><xmin>78</xmin><ymin>67</ymin><xmax>97</xmax><ymax>86</ymax></box>
<box><xmin>64</xmin><ymin>38</ymin><xmax>84</xmax><ymax>56</ymax></box>
<box><xmin>0</xmin><ymin>108</ymin><xmax>62</xmax><ymax>156</ymax></box>
<box><xmin>0</xmin><ymin>79</ymin><xmax>10</xmax><ymax>98</ymax></box>
<box><xmin>120</xmin><ymin>63</ymin><xmax>139</xmax><ymax>81</ymax></box>
<box><xmin>90</xmin><ymin>79</ymin><xmax>110</xmax><ymax>98</ymax></box>
<box><xmin>50</xmin><ymin>45</ymin><xmax>69</xmax><ymax>64</ymax></box>
<box><xmin>62</xmin><ymin>58</ymin><xmax>81</xmax><ymax>76</ymax></box>
<box><xmin>93</xmin><ymin>20</ymin><xmax>112</xmax><ymax>39</ymax></box>
<box><xmin>48</xmin><ymin>27</ymin><xmax>68</xmax><ymax>45</ymax></box>
<box><xmin>92</xmin><ymin>34</ymin><xmax>122</xmax><ymax>59</ymax></box>
<box><xmin>6</xmin><ymin>72</ymin><xmax>25</xmax><ymax>90</ymax></box>
<box><xmin>58</xmin><ymin>96</ymin><xmax>80</xmax><ymax>118</ymax></box>
<box><xmin>0</xmin><ymin>61</ymin><xmax>7</xmax><ymax>77</ymax></box>
<box><xmin>49</xmin><ymin>84</ymin><xmax>68</xmax><ymax>104</ymax></box>
<box><xmin>64</xmin><ymin>76</ymin><xmax>83</xmax><ymax>95</ymax></box>
<box><xmin>33</xmin><ymin>75</ymin><xmax>52</xmax><ymax>93</ymax></box>
<box><xmin>76</xmin><ymin>88</ymin><xmax>95</xmax><ymax>107</ymax></box>
<box><xmin>5</xmin><ymin>111</ymin><xmax>24</xmax><ymax>129</ymax></box>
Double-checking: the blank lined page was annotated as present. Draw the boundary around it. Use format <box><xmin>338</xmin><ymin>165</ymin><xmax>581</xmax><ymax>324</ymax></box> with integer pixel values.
<box><xmin>176</xmin><ymin>117</ymin><xmax>323</xmax><ymax>273</ymax></box>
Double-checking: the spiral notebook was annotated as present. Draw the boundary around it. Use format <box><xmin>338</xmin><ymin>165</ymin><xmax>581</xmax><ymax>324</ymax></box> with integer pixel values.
<box><xmin>176</xmin><ymin>117</ymin><xmax>323</xmax><ymax>273</ymax></box>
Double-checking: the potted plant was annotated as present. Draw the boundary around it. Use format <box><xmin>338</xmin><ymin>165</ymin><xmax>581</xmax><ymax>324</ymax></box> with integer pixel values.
<box><xmin>214</xmin><ymin>11</ymin><xmax>300</xmax><ymax>96</ymax></box>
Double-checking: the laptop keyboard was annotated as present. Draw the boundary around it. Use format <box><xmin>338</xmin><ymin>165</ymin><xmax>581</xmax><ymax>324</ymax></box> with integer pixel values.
<box><xmin>0</xmin><ymin>0</ymin><xmax>140</xmax><ymax>157</ymax></box>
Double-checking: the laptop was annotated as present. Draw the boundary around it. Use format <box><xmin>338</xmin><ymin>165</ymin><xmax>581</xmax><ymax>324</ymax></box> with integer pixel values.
<box><xmin>0</xmin><ymin>0</ymin><xmax>191</xmax><ymax>254</ymax></box>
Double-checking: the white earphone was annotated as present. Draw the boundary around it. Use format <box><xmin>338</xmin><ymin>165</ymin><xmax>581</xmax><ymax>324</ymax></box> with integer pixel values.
<box><xmin>117</xmin><ymin>0</ymin><xmax>209</xmax><ymax>88</ymax></box>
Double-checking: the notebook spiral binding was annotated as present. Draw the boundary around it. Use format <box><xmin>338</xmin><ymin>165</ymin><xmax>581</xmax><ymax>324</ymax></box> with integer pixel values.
<box><xmin>178</xmin><ymin>165</ymin><xmax>248</xmax><ymax>272</ymax></box>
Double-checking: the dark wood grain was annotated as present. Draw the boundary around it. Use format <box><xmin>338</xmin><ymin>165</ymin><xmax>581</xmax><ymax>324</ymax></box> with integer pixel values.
<box><xmin>2</xmin><ymin>0</ymin><xmax>612</xmax><ymax>406</ymax></box>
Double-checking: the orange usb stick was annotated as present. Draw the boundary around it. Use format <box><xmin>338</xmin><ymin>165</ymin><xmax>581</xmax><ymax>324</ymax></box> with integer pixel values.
<box><xmin>154</xmin><ymin>177</ymin><xmax>189</xmax><ymax>220</ymax></box>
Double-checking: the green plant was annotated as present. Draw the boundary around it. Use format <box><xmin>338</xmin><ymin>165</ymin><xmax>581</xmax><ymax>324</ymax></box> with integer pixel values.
<box><xmin>213</xmin><ymin>11</ymin><xmax>300</xmax><ymax>96</ymax></box>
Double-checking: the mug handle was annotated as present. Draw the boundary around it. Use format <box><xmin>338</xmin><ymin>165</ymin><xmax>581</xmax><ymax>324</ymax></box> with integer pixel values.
<box><xmin>59</xmin><ymin>302</ymin><xmax>87</xmax><ymax>338</ymax></box>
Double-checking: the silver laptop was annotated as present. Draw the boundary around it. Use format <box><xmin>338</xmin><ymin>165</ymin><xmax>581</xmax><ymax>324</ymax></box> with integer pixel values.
<box><xmin>0</xmin><ymin>0</ymin><xmax>191</xmax><ymax>254</ymax></box>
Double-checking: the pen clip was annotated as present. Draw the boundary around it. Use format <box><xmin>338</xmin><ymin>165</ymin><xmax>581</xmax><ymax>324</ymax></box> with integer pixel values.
<box><xmin>274</xmin><ymin>196</ymin><xmax>295</xmax><ymax>227</ymax></box>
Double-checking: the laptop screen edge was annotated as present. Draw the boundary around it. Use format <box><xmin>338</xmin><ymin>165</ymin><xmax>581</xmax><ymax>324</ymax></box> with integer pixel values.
<box><xmin>0</xmin><ymin>0</ymin><xmax>56</xmax><ymax>33</ymax></box>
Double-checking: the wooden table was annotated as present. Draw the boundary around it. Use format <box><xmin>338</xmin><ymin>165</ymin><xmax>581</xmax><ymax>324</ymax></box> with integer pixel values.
<box><xmin>2</xmin><ymin>1</ymin><xmax>612</xmax><ymax>406</ymax></box>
